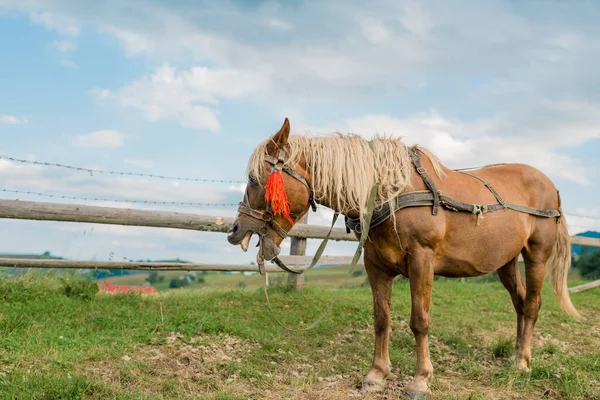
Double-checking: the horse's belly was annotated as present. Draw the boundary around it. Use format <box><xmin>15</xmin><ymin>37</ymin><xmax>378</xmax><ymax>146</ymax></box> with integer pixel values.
<box><xmin>434</xmin><ymin>214</ymin><xmax>528</xmax><ymax>277</ymax></box>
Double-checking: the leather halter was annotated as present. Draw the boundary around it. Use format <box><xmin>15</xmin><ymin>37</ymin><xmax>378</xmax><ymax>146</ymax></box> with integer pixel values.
<box><xmin>236</xmin><ymin>148</ymin><xmax>317</xmax><ymax>274</ymax></box>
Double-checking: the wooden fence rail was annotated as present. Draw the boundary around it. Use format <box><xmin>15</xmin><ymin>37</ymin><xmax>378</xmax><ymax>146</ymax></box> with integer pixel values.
<box><xmin>0</xmin><ymin>199</ymin><xmax>355</xmax><ymax>241</ymax></box>
<box><xmin>0</xmin><ymin>198</ymin><xmax>599</xmax><ymax>291</ymax></box>
<box><xmin>0</xmin><ymin>258</ymin><xmax>305</xmax><ymax>273</ymax></box>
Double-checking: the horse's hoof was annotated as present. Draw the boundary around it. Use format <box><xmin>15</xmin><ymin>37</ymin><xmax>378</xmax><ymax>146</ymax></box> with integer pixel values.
<box><xmin>404</xmin><ymin>391</ymin><xmax>430</xmax><ymax>400</ymax></box>
<box><xmin>361</xmin><ymin>384</ymin><xmax>385</xmax><ymax>393</ymax></box>
<box><xmin>361</xmin><ymin>380</ymin><xmax>386</xmax><ymax>393</ymax></box>
<box><xmin>361</xmin><ymin>375</ymin><xmax>386</xmax><ymax>393</ymax></box>
<box><xmin>404</xmin><ymin>379</ymin><xmax>430</xmax><ymax>399</ymax></box>
<box><xmin>514</xmin><ymin>358</ymin><xmax>531</xmax><ymax>373</ymax></box>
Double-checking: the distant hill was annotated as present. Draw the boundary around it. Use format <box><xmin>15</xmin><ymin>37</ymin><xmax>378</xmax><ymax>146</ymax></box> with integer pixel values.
<box><xmin>0</xmin><ymin>252</ymin><xmax>193</xmax><ymax>279</ymax></box>
<box><xmin>0</xmin><ymin>251</ymin><xmax>64</xmax><ymax>260</ymax></box>
<box><xmin>91</xmin><ymin>257</ymin><xmax>192</xmax><ymax>279</ymax></box>
<box><xmin>572</xmin><ymin>231</ymin><xmax>600</xmax><ymax>256</ymax></box>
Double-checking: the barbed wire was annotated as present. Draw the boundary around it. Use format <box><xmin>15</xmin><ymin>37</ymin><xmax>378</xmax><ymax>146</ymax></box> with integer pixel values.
<box><xmin>0</xmin><ymin>154</ymin><xmax>245</xmax><ymax>184</ymax></box>
<box><xmin>0</xmin><ymin>188</ymin><xmax>238</xmax><ymax>207</ymax></box>
<box><xmin>1</xmin><ymin>152</ymin><xmax>599</xmax><ymax>221</ymax></box>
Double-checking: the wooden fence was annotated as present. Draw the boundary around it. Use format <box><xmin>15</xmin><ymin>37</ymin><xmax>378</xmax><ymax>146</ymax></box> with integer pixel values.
<box><xmin>0</xmin><ymin>199</ymin><xmax>598</xmax><ymax>292</ymax></box>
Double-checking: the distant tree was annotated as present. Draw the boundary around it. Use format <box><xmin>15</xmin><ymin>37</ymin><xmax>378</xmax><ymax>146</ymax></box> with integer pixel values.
<box><xmin>169</xmin><ymin>275</ymin><xmax>192</xmax><ymax>289</ymax></box>
<box><xmin>42</xmin><ymin>251</ymin><xmax>51</xmax><ymax>257</ymax></box>
<box><xmin>169</xmin><ymin>278</ymin><xmax>184</xmax><ymax>289</ymax></box>
<box><xmin>146</xmin><ymin>271</ymin><xmax>164</xmax><ymax>284</ymax></box>
<box><xmin>576</xmin><ymin>251</ymin><xmax>600</xmax><ymax>280</ymax></box>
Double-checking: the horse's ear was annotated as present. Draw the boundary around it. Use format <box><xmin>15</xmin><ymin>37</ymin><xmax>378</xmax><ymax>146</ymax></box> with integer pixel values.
<box><xmin>267</xmin><ymin>118</ymin><xmax>290</xmax><ymax>154</ymax></box>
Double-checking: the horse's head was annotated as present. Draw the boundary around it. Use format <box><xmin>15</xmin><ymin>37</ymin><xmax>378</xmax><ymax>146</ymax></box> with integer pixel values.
<box><xmin>227</xmin><ymin>118</ymin><xmax>316</xmax><ymax>262</ymax></box>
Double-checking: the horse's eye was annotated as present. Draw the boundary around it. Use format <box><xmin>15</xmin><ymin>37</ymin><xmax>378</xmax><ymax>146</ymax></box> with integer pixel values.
<box><xmin>248</xmin><ymin>175</ymin><xmax>258</xmax><ymax>185</ymax></box>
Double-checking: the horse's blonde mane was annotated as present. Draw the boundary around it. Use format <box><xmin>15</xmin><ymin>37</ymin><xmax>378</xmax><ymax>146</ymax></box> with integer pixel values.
<box><xmin>247</xmin><ymin>133</ymin><xmax>445</xmax><ymax>220</ymax></box>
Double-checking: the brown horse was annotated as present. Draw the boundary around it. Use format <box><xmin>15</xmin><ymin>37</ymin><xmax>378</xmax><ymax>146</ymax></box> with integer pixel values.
<box><xmin>227</xmin><ymin>118</ymin><xmax>580</xmax><ymax>396</ymax></box>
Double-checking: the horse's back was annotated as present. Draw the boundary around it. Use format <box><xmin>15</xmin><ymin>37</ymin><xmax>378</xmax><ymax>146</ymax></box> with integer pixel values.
<box><xmin>419</xmin><ymin>162</ymin><xmax>560</xmax><ymax>276</ymax></box>
<box><xmin>450</xmin><ymin>163</ymin><xmax>559</xmax><ymax>211</ymax></box>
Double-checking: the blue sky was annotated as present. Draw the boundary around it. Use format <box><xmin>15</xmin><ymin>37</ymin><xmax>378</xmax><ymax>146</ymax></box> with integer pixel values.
<box><xmin>0</xmin><ymin>0</ymin><xmax>599</xmax><ymax>265</ymax></box>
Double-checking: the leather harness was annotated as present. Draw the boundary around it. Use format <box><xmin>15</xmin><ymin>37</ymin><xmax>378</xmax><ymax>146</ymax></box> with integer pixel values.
<box><xmin>344</xmin><ymin>147</ymin><xmax>562</xmax><ymax>233</ymax></box>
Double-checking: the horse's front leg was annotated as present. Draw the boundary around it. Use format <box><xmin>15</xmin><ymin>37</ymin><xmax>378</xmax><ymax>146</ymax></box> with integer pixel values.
<box><xmin>406</xmin><ymin>249</ymin><xmax>434</xmax><ymax>396</ymax></box>
<box><xmin>362</xmin><ymin>257</ymin><xmax>395</xmax><ymax>392</ymax></box>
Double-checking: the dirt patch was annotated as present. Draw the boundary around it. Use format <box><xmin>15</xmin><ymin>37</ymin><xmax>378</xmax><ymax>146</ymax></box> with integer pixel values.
<box><xmin>85</xmin><ymin>331</ymin><xmax>259</xmax><ymax>398</ymax></box>
<box><xmin>80</xmin><ymin>327</ymin><xmax>597</xmax><ymax>400</ymax></box>
<box><xmin>82</xmin><ymin>331</ymin><xmax>418</xmax><ymax>399</ymax></box>
<box><xmin>138</xmin><ymin>331</ymin><xmax>257</xmax><ymax>379</ymax></box>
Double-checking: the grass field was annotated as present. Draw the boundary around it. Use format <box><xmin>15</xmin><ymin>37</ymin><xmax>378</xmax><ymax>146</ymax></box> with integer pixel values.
<box><xmin>102</xmin><ymin>265</ymin><xmax>371</xmax><ymax>290</ymax></box>
<box><xmin>0</xmin><ymin>270</ymin><xmax>599</xmax><ymax>400</ymax></box>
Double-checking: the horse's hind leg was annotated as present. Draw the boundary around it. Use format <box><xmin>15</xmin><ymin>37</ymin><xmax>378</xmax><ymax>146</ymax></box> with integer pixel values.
<box><xmin>497</xmin><ymin>256</ymin><xmax>526</xmax><ymax>359</ymax></box>
<box><xmin>518</xmin><ymin>241</ymin><xmax>553</xmax><ymax>371</ymax></box>
<box><xmin>362</xmin><ymin>258</ymin><xmax>395</xmax><ymax>392</ymax></box>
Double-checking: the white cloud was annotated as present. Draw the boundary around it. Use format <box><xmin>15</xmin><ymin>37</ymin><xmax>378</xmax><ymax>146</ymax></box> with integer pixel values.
<box><xmin>113</xmin><ymin>64</ymin><xmax>267</xmax><ymax>131</ymax></box>
<box><xmin>0</xmin><ymin>115</ymin><xmax>27</xmax><ymax>124</ymax></box>
<box><xmin>264</xmin><ymin>18</ymin><xmax>293</xmax><ymax>31</ymax></box>
<box><xmin>29</xmin><ymin>10</ymin><xmax>80</xmax><ymax>37</ymax></box>
<box><xmin>317</xmin><ymin>102</ymin><xmax>599</xmax><ymax>186</ymax></box>
<box><xmin>124</xmin><ymin>159</ymin><xmax>154</xmax><ymax>168</ymax></box>
<box><xmin>69</xmin><ymin>130</ymin><xmax>125</xmax><ymax>148</ymax></box>
<box><xmin>89</xmin><ymin>88</ymin><xmax>111</xmax><ymax>100</ymax></box>
<box><xmin>398</xmin><ymin>2</ymin><xmax>433</xmax><ymax>38</ymax></box>
<box><xmin>228</xmin><ymin>183</ymin><xmax>246</xmax><ymax>194</ymax></box>
<box><xmin>361</xmin><ymin>19</ymin><xmax>391</xmax><ymax>44</ymax></box>
<box><xmin>59</xmin><ymin>59</ymin><xmax>77</xmax><ymax>69</ymax></box>
<box><xmin>50</xmin><ymin>40</ymin><xmax>76</xmax><ymax>52</ymax></box>
<box><xmin>104</xmin><ymin>27</ymin><xmax>156</xmax><ymax>56</ymax></box>
<box><xmin>0</xmin><ymin>158</ymin><xmax>44</xmax><ymax>178</ymax></box>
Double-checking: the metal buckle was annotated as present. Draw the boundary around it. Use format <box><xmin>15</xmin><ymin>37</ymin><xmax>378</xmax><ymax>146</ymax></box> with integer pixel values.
<box><xmin>263</xmin><ymin>211</ymin><xmax>274</xmax><ymax>222</ymax></box>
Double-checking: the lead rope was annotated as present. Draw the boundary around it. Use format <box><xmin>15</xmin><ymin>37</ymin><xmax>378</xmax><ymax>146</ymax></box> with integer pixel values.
<box><xmin>261</xmin><ymin>141</ymin><xmax>380</xmax><ymax>332</ymax></box>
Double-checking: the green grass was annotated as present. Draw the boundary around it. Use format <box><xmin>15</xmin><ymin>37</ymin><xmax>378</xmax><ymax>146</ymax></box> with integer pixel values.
<box><xmin>0</xmin><ymin>272</ymin><xmax>599</xmax><ymax>399</ymax></box>
<box><xmin>102</xmin><ymin>264</ymin><xmax>370</xmax><ymax>291</ymax></box>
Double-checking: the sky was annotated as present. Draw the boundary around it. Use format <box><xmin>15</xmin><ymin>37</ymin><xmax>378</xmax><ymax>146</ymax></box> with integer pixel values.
<box><xmin>0</xmin><ymin>0</ymin><xmax>599</xmax><ymax>265</ymax></box>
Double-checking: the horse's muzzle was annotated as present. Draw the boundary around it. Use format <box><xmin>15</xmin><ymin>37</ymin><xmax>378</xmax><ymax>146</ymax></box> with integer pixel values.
<box><xmin>227</xmin><ymin>221</ymin><xmax>254</xmax><ymax>250</ymax></box>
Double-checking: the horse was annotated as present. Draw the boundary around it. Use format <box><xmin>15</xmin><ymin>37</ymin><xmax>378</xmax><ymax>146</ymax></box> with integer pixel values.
<box><xmin>226</xmin><ymin>118</ymin><xmax>581</xmax><ymax>397</ymax></box>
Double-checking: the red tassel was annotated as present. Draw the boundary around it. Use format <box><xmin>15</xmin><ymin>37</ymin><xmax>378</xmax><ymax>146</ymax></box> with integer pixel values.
<box><xmin>265</xmin><ymin>169</ymin><xmax>294</xmax><ymax>225</ymax></box>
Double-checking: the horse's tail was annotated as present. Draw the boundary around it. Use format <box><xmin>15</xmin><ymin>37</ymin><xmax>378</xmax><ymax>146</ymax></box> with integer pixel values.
<box><xmin>547</xmin><ymin>203</ymin><xmax>582</xmax><ymax>320</ymax></box>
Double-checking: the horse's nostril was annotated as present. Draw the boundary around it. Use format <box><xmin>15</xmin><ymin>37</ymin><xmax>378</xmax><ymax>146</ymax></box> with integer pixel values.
<box><xmin>227</xmin><ymin>223</ymin><xmax>241</xmax><ymax>240</ymax></box>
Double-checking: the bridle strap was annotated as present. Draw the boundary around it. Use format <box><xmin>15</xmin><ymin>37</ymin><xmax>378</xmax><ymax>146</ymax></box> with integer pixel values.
<box><xmin>237</xmin><ymin>147</ymin><xmax>320</xmax><ymax>274</ymax></box>
<box><xmin>237</xmin><ymin>200</ymin><xmax>289</xmax><ymax>239</ymax></box>
<box><xmin>264</xmin><ymin>153</ymin><xmax>317</xmax><ymax>212</ymax></box>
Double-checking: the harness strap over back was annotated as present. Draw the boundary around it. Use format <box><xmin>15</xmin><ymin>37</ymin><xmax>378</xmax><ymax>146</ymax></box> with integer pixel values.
<box><xmin>408</xmin><ymin>147</ymin><xmax>440</xmax><ymax>215</ymax></box>
<box><xmin>345</xmin><ymin>147</ymin><xmax>562</xmax><ymax>233</ymax></box>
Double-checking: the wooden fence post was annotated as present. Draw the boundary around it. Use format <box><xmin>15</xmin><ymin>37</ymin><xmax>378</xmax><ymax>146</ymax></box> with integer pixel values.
<box><xmin>288</xmin><ymin>214</ymin><xmax>308</xmax><ymax>291</ymax></box>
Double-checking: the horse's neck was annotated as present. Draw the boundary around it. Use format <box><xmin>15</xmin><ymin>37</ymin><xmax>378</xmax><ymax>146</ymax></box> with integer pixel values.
<box><xmin>307</xmin><ymin>160</ymin><xmax>367</xmax><ymax>221</ymax></box>
<box><xmin>305</xmin><ymin>142</ymin><xmax>444</xmax><ymax>220</ymax></box>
